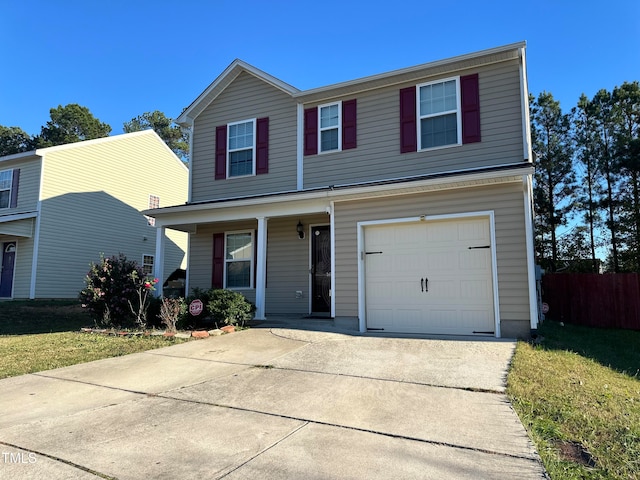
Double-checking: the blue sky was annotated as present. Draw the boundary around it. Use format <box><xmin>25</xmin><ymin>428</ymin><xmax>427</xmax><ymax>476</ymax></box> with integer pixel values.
<box><xmin>1</xmin><ymin>0</ymin><xmax>639</xmax><ymax>137</ymax></box>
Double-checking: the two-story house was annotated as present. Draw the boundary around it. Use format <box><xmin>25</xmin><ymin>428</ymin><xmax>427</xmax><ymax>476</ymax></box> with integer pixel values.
<box><xmin>147</xmin><ymin>42</ymin><xmax>538</xmax><ymax>338</ymax></box>
<box><xmin>0</xmin><ymin>130</ymin><xmax>188</xmax><ymax>300</ymax></box>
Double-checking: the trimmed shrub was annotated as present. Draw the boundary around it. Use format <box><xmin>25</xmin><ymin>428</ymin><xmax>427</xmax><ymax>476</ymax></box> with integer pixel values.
<box><xmin>207</xmin><ymin>289</ymin><xmax>255</xmax><ymax>328</ymax></box>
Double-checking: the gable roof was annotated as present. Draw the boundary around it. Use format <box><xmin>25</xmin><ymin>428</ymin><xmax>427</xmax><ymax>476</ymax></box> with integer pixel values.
<box><xmin>176</xmin><ymin>42</ymin><xmax>526</xmax><ymax>126</ymax></box>
<box><xmin>0</xmin><ymin>130</ymin><xmax>184</xmax><ymax>169</ymax></box>
<box><xmin>177</xmin><ymin>59</ymin><xmax>300</xmax><ymax>126</ymax></box>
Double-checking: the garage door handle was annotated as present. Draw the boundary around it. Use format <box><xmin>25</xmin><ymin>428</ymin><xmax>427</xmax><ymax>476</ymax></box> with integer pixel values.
<box><xmin>425</xmin><ymin>278</ymin><xmax>428</xmax><ymax>292</ymax></box>
<box><xmin>421</xmin><ymin>278</ymin><xmax>424</xmax><ymax>292</ymax></box>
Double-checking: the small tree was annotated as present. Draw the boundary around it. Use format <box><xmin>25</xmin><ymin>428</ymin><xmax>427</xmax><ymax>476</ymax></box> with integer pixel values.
<box><xmin>159</xmin><ymin>297</ymin><xmax>186</xmax><ymax>333</ymax></box>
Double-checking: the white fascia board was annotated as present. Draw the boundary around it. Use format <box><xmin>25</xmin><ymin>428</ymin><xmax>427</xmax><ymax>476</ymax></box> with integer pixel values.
<box><xmin>294</xmin><ymin>41</ymin><xmax>526</xmax><ymax>101</ymax></box>
<box><xmin>177</xmin><ymin>59</ymin><xmax>300</xmax><ymax>125</ymax></box>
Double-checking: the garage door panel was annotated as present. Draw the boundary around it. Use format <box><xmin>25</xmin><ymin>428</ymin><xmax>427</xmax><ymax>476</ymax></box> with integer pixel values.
<box><xmin>365</xmin><ymin>217</ymin><xmax>495</xmax><ymax>336</ymax></box>
<box><xmin>460</xmin><ymin>280</ymin><xmax>491</xmax><ymax>300</ymax></box>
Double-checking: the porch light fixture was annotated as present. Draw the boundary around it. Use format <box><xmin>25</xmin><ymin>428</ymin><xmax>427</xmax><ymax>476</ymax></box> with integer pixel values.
<box><xmin>296</xmin><ymin>220</ymin><xmax>305</xmax><ymax>239</ymax></box>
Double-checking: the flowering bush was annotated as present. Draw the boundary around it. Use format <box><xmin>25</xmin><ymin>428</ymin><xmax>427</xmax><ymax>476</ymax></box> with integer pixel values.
<box><xmin>79</xmin><ymin>253</ymin><xmax>158</xmax><ymax>329</ymax></box>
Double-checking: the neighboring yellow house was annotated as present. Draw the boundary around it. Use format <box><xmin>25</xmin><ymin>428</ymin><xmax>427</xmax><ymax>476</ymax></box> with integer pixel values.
<box><xmin>0</xmin><ymin>130</ymin><xmax>188</xmax><ymax>299</ymax></box>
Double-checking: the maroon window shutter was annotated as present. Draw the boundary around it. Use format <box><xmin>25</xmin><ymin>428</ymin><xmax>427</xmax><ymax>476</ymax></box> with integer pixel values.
<box><xmin>461</xmin><ymin>73</ymin><xmax>481</xmax><ymax>144</ymax></box>
<box><xmin>256</xmin><ymin>117</ymin><xmax>269</xmax><ymax>174</ymax></box>
<box><xmin>212</xmin><ymin>233</ymin><xmax>225</xmax><ymax>288</ymax></box>
<box><xmin>342</xmin><ymin>99</ymin><xmax>357</xmax><ymax>150</ymax></box>
<box><xmin>303</xmin><ymin>107</ymin><xmax>318</xmax><ymax>156</ymax></box>
<box><xmin>215</xmin><ymin>125</ymin><xmax>227</xmax><ymax>180</ymax></box>
<box><xmin>10</xmin><ymin>169</ymin><xmax>20</xmax><ymax>208</ymax></box>
<box><xmin>399</xmin><ymin>87</ymin><xmax>417</xmax><ymax>153</ymax></box>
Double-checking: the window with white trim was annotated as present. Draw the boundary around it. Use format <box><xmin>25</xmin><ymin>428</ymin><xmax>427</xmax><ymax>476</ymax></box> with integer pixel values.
<box><xmin>0</xmin><ymin>170</ymin><xmax>12</xmax><ymax>209</ymax></box>
<box><xmin>319</xmin><ymin>102</ymin><xmax>341</xmax><ymax>152</ymax></box>
<box><xmin>228</xmin><ymin>119</ymin><xmax>256</xmax><ymax>177</ymax></box>
<box><xmin>418</xmin><ymin>77</ymin><xmax>461</xmax><ymax>149</ymax></box>
<box><xmin>225</xmin><ymin>231</ymin><xmax>253</xmax><ymax>288</ymax></box>
<box><xmin>142</xmin><ymin>255</ymin><xmax>154</xmax><ymax>276</ymax></box>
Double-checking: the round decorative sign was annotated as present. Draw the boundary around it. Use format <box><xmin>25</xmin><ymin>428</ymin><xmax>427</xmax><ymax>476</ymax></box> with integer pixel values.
<box><xmin>189</xmin><ymin>299</ymin><xmax>204</xmax><ymax>316</ymax></box>
<box><xmin>541</xmin><ymin>302</ymin><xmax>549</xmax><ymax>314</ymax></box>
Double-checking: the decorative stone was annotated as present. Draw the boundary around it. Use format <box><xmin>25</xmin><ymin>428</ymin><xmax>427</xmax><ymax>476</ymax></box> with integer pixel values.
<box><xmin>191</xmin><ymin>330</ymin><xmax>210</xmax><ymax>339</ymax></box>
<box><xmin>220</xmin><ymin>325</ymin><xmax>235</xmax><ymax>333</ymax></box>
<box><xmin>175</xmin><ymin>332</ymin><xmax>191</xmax><ymax>339</ymax></box>
<box><xmin>208</xmin><ymin>329</ymin><xmax>224</xmax><ymax>336</ymax></box>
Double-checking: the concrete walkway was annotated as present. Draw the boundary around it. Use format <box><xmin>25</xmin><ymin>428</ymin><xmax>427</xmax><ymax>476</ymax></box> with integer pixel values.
<box><xmin>0</xmin><ymin>325</ymin><xmax>547</xmax><ymax>479</ymax></box>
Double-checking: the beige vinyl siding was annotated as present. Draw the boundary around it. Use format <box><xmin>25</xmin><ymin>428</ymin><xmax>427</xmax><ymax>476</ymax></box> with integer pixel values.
<box><xmin>189</xmin><ymin>221</ymin><xmax>257</xmax><ymax>305</ymax></box>
<box><xmin>187</xmin><ymin>214</ymin><xmax>329</xmax><ymax>314</ymax></box>
<box><xmin>0</xmin><ymin>236</ymin><xmax>34</xmax><ymax>299</ymax></box>
<box><xmin>265</xmin><ymin>214</ymin><xmax>328</xmax><ymax>314</ymax></box>
<box><xmin>0</xmin><ymin>156</ymin><xmax>41</xmax><ymax>215</ymax></box>
<box><xmin>333</xmin><ymin>181</ymin><xmax>531</xmax><ymax>338</ymax></box>
<box><xmin>34</xmin><ymin>132</ymin><xmax>188</xmax><ymax>298</ymax></box>
<box><xmin>304</xmin><ymin>60</ymin><xmax>524</xmax><ymax>189</ymax></box>
<box><xmin>191</xmin><ymin>72</ymin><xmax>298</xmax><ymax>202</ymax></box>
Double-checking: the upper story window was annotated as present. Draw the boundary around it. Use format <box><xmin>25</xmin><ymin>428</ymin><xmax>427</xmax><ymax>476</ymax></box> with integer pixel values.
<box><xmin>0</xmin><ymin>169</ymin><xmax>15</xmax><ymax>209</ymax></box>
<box><xmin>215</xmin><ymin>118</ymin><xmax>269</xmax><ymax>180</ymax></box>
<box><xmin>146</xmin><ymin>194</ymin><xmax>160</xmax><ymax>226</ymax></box>
<box><xmin>304</xmin><ymin>99</ymin><xmax>357</xmax><ymax>156</ymax></box>
<box><xmin>400</xmin><ymin>74</ymin><xmax>480</xmax><ymax>154</ymax></box>
<box><xmin>228</xmin><ymin>119</ymin><xmax>256</xmax><ymax>177</ymax></box>
<box><xmin>225</xmin><ymin>231</ymin><xmax>253</xmax><ymax>288</ymax></box>
<box><xmin>319</xmin><ymin>103</ymin><xmax>341</xmax><ymax>153</ymax></box>
<box><xmin>418</xmin><ymin>77</ymin><xmax>461</xmax><ymax>149</ymax></box>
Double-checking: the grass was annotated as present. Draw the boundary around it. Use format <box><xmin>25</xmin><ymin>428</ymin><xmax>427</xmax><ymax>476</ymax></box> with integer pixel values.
<box><xmin>507</xmin><ymin>320</ymin><xmax>640</xmax><ymax>479</ymax></box>
<box><xmin>0</xmin><ymin>300</ymin><xmax>189</xmax><ymax>379</ymax></box>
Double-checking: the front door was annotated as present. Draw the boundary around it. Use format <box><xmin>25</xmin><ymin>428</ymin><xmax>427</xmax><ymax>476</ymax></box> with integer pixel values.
<box><xmin>311</xmin><ymin>226</ymin><xmax>331</xmax><ymax>313</ymax></box>
<box><xmin>0</xmin><ymin>242</ymin><xmax>16</xmax><ymax>298</ymax></box>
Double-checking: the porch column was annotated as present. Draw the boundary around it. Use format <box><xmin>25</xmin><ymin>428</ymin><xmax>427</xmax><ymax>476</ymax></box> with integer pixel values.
<box><xmin>154</xmin><ymin>226</ymin><xmax>166</xmax><ymax>297</ymax></box>
<box><xmin>255</xmin><ymin>216</ymin><xmax>268</xmax><ymax>320</ymax></box>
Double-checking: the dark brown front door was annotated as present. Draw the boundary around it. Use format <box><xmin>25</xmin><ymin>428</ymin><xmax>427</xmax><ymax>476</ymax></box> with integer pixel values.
<box><xmin>311</xmin><ymin>226</ymin><xmax>331</xmax><ymax>313</ymax></box>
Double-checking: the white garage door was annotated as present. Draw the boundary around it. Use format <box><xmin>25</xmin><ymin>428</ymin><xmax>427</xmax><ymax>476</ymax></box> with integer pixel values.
<box><xmin>364</xmin><ymin>217</ymin><xmax>495</xmax><ymax>335</ymax></box>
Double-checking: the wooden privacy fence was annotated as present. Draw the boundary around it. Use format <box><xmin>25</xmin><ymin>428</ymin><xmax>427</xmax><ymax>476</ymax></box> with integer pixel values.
<box><xmin>541</xmin><ymin>273</ymin><xmax>640</xmax><ymax>330</ymax></box>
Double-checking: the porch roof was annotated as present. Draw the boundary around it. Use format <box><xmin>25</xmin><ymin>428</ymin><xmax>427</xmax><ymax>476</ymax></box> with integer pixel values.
<box><xmin>146</xmin><ymin>163</ymin><xmax>533</xmax><ymax>232</ymax></box>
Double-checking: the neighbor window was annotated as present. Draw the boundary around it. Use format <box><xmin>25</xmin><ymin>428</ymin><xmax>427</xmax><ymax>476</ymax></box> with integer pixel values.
<box><xmin>228</xmin><ymin>120</ymin><xmax>255</xmax><ymax>177</ymax></box>
<box><xmin>146</xmin><ymin>194</ymin><xmax>160</xmax><ymax>226</ymax></box>
<box><xmin>418</xmin><ymin>78</ymin><xmax>461</xmax><ymax>149</ymax></box>
<box><xmin>319</xmin><ymin>102</ymin><xmax>341</xmax><ymax>152</ymax></box>
<box><xmin>225</xmin><ymin>231</ymin><xmax>253</xmax><ymax>288</ymax></box>
<box><xmin>142</xmin><ymin>255</ymin><xmax>154</xmax><ymax>276</ymax></box>
<box><xmin>0</xmin><ymin>170</ymin><xmax>12</xmax><ymax>209</ymax></box>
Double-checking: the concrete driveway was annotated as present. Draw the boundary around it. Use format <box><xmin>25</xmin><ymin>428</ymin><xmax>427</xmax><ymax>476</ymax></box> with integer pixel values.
<box><xmin>0</xmin><ymin>325</ymin><xmax>547</xmax><ymax>479</ymax></box>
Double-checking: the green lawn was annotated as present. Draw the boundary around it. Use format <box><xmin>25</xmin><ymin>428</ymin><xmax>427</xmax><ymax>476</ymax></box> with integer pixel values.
<box><xmin>0</xmin><ymin>300</ymin><xmax>189</xmax><ymax>379</ymax></box>
<box><xmin>507</xmin><ymin>321</ymin><xmax>640</xmax><ymax>479</ymax></box>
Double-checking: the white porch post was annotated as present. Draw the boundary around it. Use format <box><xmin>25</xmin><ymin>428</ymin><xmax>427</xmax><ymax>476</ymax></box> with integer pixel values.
<box><xmin>255</xmin><ymin>216</ymin><xmax>268</xmax><ymax>320</ymax></box>
<box><xmin>154</xmin><ymin>226</ymin><xmax>166</xmax><ymax>297</ymax></box>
